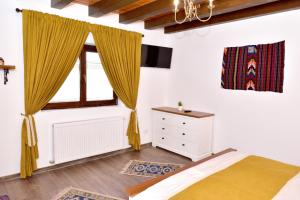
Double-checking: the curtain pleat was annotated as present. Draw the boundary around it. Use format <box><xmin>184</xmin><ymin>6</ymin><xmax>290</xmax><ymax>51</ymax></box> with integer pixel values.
<box><xmin>21</xmin><ymin>10</ymin><xmax>142</xmax><ymax>178</ymax></box>
<box><xmin>91</xmin><ymin>25</ymin><xmax>142</xmax><ymax>150</ymax></box>
<box><xmin>21</xmin><ymin>10</ymin><xmax>89</xmax><ymax>178</ymax></box>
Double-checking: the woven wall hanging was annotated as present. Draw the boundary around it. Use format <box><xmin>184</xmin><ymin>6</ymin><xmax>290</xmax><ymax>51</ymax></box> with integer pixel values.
<box><xmin>221</xmin><ymin>41</ymin><xmax>285</xmax><ymax>93</ymax></box>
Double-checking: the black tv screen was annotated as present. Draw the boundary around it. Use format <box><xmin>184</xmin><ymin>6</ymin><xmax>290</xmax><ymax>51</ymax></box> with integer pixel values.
<box><xmin>141</xmin><ymin>44</ymin><xmax>173</xmax><ymax>68</ymax></box>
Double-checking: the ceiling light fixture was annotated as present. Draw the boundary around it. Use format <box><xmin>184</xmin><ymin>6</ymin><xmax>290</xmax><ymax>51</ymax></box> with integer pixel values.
<box><xmin>174</xmin><ymin>0</ymin><xmax>215</xmax><ymax>24</ymax></box>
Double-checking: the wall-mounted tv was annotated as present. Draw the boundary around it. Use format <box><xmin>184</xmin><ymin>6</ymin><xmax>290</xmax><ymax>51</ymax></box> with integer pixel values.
<box><xmin>141</xmin><ymin>44</ymin><xmax>173</xmax><ymax>69</ymax></box>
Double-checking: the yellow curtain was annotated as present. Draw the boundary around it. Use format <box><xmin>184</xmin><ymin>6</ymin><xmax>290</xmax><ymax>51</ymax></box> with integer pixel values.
<box><xmin>21</xmin><ymin>10</ymin><xmax>89</xmax><ymax>178</ymax></box>
<box><xmin>91</xmin><ymin>25</ymin><xmax>142</xmax><ymax>150</ymax></box>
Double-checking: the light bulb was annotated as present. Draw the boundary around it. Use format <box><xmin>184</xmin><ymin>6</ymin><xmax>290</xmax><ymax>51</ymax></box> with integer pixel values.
<box><xmin>174</xmin><ymin>0</ymin><xmax>179</xmax><ymax>7</ymax></box>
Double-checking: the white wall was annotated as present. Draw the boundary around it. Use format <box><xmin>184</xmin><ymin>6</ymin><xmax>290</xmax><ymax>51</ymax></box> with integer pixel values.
<box><xmin>0</xmin><ymin>0</ymin><xmax>172</xmax><ymax>177</ymax></box>
<box><xmin>168</xmin><ymin>10</ymin><xmax>300</xmax><ymax>166</ymax></box>
<box><xmin>2</xmin><ymin>0</ymin><xmax>300</xmax><ymax>178</ymax></box>
<box><xmin>0</xmin><ymin>0</ymin><xmax>24</xmax><ymax>178</ymax></box>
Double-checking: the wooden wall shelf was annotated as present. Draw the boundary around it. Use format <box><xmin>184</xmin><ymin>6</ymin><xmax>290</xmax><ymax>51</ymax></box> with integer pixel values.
<box><xmin>0</xmin><ymin>65</ymin><xmax>16</xmax><ymax>70</ymax></box>
<box><xmin>0</xmin><ymin>65</ymin><xmax>16</xmax><ymax>84</ymax></box>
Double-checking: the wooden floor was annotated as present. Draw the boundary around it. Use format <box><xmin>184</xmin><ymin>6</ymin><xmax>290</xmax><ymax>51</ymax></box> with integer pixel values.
<box><xmin>0</xmin><ymin>147</ymin><xmax>192</xmax><ymax>200</ymax></box>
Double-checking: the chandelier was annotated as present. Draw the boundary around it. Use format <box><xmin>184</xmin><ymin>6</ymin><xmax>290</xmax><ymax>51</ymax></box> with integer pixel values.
<box><xmin>173</xmin><ymin>0</ymin><xmax>215</xmax><ymax>24</ymax></box>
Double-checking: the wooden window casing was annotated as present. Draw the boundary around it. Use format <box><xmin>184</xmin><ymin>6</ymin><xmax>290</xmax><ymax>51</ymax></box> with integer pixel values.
<box><xmin>43</xmin><ymin>45</ymin><xmax>118</xmax><ymax>110</ymax></box>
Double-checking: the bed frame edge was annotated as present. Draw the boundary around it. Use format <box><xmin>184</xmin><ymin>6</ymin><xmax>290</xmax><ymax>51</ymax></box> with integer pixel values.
<box><xmin>125</xmin><ymin>148</ymin><xmax>237</xmax><ymax>197</ymax></box>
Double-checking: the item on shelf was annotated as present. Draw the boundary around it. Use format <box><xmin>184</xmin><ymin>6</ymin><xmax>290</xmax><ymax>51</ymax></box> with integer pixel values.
<box><xmin>0</xmin><ymin>57</ymin><xmax>4</xmax><ymax>65</ymax></box>
<box><xmin>4</xmin><ymin>69</ymin><xmax>9</xmax><ymax>84</ymax></box>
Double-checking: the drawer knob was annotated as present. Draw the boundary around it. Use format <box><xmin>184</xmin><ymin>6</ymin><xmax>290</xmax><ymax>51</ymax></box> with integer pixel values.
<box><xmin>162</xmin><ymin>137</ymin><xmax>165</xmax><ymax>140</ymax></box>
<box><xmin>162</xmin><ymin>118</ymin><xmax>165</xmax><ymax>120</ymax></box>
<box><xmin>182</xmin><ymin>144</ymin><xmax>185</xmax><ymax>146</ymax></box>
<box><xmin>182</xmin><ymin>133</ymin><xmax>186</xmax><ymax>136</ymax></box>
<box><xmin>162</xmin><ymin>128</ymin><xmax>165</xmax><ymax>130</ymax></box>
<box><xmin>182</xmin><ymin>122</ymin><xmax>186</xmax><ymax>125</ymax></box>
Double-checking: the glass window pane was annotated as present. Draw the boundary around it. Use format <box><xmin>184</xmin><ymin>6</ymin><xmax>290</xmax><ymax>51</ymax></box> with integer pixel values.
<box><xmin>86</xmin><ymin>52</ymin><xmax>114</xmax><ymax>101</ymax></box>
<box><xmin>50</xmin><ymin>60</ymin><xmax>80</xmax><ymax>103</ymax></box>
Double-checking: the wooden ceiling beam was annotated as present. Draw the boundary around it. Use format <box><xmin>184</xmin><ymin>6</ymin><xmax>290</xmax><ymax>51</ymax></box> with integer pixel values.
<box><xmin>119</xmin><ymin>0</ymin><xmax>174</xmax><ymax>24</ymax></box>
<box><xmin>51</xmin><ymin>0</ymin><xmax>74</xmax><ymax>9</ymax></box>
<box><xmin>145</xmin><ymin>0</ymin><xmax>279</xmax><ymax>30</ymax></box>
<box><xmin>119</xmin><ymin>0</ymin><xmax>204</xmax><ymax>24</ymax></box>
<box><xmin>89</xmin><ymin>0</ymin><xmax>139</xmax><ymax>17</ymax></box>
<box><xmin>164</xmin><ymin>0</ymin><xmax>300</xmax><ymax>33</ymax></box>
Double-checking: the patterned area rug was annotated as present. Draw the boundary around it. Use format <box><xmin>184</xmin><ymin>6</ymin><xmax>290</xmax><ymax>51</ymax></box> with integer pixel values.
<box><xmin>0</xmin><ymin>195</ymin><xmax>9</xmax><ymax>200</ymax></box>
<box><xmin>53</xmin><ymin>187</ymin><xmax>124</xmax><ymax>200</ymax></box>
<box><xmin>121</xmin><ymin>160</ymin><xmax>183</xmax><ymax>178</ymax></box>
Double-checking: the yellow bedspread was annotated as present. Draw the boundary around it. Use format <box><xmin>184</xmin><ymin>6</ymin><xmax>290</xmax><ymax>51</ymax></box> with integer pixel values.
<box><xmin>170</xmin><ymin>156</ymin><xmax>300</xmax><ymax>200</ymax></box>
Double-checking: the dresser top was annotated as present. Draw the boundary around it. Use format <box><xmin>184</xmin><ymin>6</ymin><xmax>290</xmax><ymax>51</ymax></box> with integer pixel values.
<box><xmin>152</xmin><ymin>107</ymin><xmax>214</xmax><ymax>118</ymax></box>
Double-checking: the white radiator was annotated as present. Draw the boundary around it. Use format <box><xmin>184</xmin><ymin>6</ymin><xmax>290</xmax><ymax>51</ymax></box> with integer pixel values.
<box><xmin>50</xmin><ymin>116</ymin><xmax>125</xmax><ymax>164</ymax></box>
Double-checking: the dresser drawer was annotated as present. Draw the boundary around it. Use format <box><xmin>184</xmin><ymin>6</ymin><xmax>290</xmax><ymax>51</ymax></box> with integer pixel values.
<box><xmin>154</xmin><ymin>133</ymin><xmax>176</xmax><ymax>148</ymax></box>
<box><xmin>155</xmin><ymin>126</ymin><xmax>200</xmax><ymax>142</ymax></box>
<box><xmin>174</xmin><ymin>128</ymin><xmax>199</xmax><ymax>142</ymax></box>
<box><xmin>155</xmin><ymin>134</ymin><xmax>168</xmax><ymax>145</ymax></box>
<box><xmin>154</xmin><ymin>123</ymin><xmax>170</xmax><ymax>136</ymax></box>
<box><xmin>153</xmin><ymin>111</ymin><xmax>210</xmax><ymax>131</ymax></box>
<box><xmin>175</xmin><ymin>140</ymin><xmax>204</xmax><ymax>155</ymax></box>
<box><xmin>154</xmin><ymin>123</ymin><xmax>212</xmax><ymax>143</ymax></box>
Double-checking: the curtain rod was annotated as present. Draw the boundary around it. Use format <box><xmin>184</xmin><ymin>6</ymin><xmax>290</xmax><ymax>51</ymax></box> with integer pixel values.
<box><xmin>15</xmin><ymin>8</ymin><xmax>145</xmax><ymax>37</ymax></box>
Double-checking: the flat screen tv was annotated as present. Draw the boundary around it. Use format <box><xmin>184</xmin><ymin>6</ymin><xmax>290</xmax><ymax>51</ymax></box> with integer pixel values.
<box><xmin>141</xmin><ymin>44</ymin><xmax>173</xmax><ymax>69</ymax></box>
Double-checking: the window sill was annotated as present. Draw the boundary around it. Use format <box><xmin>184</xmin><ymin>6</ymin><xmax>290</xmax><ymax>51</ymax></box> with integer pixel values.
<box><xmin>42</xmin><ymin>99</ymin><xmax>118</xmax><ymax>110</ymax></box>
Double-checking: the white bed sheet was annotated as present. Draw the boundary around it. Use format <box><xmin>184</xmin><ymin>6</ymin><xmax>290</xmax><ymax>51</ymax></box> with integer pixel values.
<box><xmin>130</xmin><ymin>151</ymin><xmax>300</xmax><ymax>200</ymax></box>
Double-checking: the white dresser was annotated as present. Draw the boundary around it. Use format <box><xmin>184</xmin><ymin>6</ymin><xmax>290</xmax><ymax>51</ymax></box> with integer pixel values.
<box><xmin>152</xmin><ymin>107</ymin><xmax>214</xmax><ymax>161</ymax></box>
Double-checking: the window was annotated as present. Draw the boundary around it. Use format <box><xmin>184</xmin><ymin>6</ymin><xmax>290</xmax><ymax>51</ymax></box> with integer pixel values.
<box><xmin>44</xmin><ymin>45</ymin><xmax>117</xmax><ymax>110</ymax></box>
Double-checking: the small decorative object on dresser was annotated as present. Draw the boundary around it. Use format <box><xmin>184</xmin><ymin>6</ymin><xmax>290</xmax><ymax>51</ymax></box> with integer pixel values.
<box><xmin>152</xmin><ymin>107</ymin><xmax>214</xmax><ymax>161</ymax></box>
<box><xmin>177</xmin><ymin>101</ymin><xmax>183</xmax><ymax>111</ymax></box>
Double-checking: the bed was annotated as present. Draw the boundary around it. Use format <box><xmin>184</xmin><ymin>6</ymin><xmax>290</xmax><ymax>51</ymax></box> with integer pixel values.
<box><xmin>126</xmin><ymin>149</ymin><xmax>300</xmax><ymax>200</ymax></box>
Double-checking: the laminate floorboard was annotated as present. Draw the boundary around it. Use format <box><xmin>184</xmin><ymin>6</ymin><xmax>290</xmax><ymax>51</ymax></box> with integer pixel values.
<box><xmin>0</xmin><ymin>147</ymin><xmax>192</xmax><ymax>200</ymax></box>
